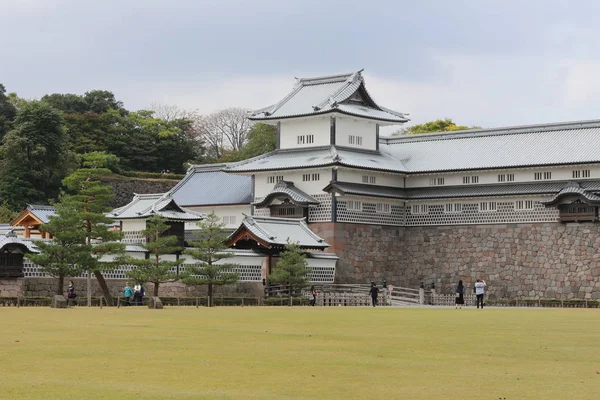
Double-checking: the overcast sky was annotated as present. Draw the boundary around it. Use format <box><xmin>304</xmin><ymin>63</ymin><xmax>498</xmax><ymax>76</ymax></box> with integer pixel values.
<box><xmin>2</xmin><ymin>0</ymin><xmax>600</xmax><ymax>131</ymax></box>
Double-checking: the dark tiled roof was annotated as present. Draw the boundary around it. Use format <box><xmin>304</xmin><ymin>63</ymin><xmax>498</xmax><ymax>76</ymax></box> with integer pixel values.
<box><xmin>170</xmin><ymin>164</ymin><xmax>253</xmax><ymax>206</ymax></box>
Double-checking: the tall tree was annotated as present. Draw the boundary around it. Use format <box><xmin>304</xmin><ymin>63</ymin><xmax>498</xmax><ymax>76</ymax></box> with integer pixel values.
<box><xmin>181</xmin><ymin>213</ymin><xmax>238</xmax><ymax>306</ymax></box>
<box><xmin>27</xmin><ymin>206</ymin><xmax>89</xmax><ymax>295</ymax></box>
<box><xmin>61</xmin><ymin>152</ymin><xmax>126</xmax><ymax>306</ymax></box>
<box><xmin>126</xmin><ymin>215</ymin><xmax>183</xmax><ymax>297</ymax></box>
<box><xmin>218</xmin><ymin>123</ymin><xmax>277</xmax><ymax>162</ymax></box>
<box><xmin>83</xmin><ymin>90</ymin><xmax>125</xmax><ymax>114</ymax></box>
<box><xmin>269</xmin><ymin>243</ymin><xmax>309</xmax><ymax>306</ymax></box>
<box><xmin>196</xmin><ymin>108</ymin><xmax>252</xmax><ymax>159</ymax></box>
<box><xmin>394</xmin><ymin>118</ymin><xmax>480</xmax><ymax>135</ymax></box>
<box><xmin>0</xmin><ymin>100</ymin><xmax>74</xmax><ymax>209</ymax></box>
<box><xmin>0</xmin><ymin>83</ymin><xmax>17</xmax><ymax>140</ymax></box>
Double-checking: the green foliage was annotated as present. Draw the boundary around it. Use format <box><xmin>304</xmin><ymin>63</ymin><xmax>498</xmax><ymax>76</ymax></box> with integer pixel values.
<box><xmin>395</xmin><ymin>118</ymin><xmax>480</xmax><ymax>135</ymax></box>
<box><xmin>27</xmin><ymin>206</ymin><xmax>90</xmax><ymax>295</ymax></box>
<box><xmin>0</xmin><ymin>100</ymin><xmax>75</xmax><ymax>209</ymax></box>
<box><xmin>269</xmin><ymin>243</ymin><xmax>309</xmax><ymax>305</ymax></box>
<box><xmin>0</xmin><ymin>201</ymin><xmax>17</xmax><ymax>223</ymax></box>
<box><xmin>0</xmin><ymin>83</ymin><xmax>17</xmax><ymax>140</ymax></box>
<box><xmin>217</xmin><ymin>123</ymin><xmax>276</xmax><ymax>162</ymax></box>
<box><xmin>58</xmin><ymin>152</ymin><xmax>126</xmax><ymax>304</ymax></box>
<box><xmin>182</xmin><ymin>213</ymin><xmax>238</xmax><ymax>306</ymax></box>
<box><xmin>126</xmin><ymin>215</ymin><xmax>183</xmax><ymax>296</ymax></box>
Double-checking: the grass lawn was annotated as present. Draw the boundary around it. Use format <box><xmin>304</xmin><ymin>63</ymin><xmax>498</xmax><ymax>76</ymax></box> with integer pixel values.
<box><xmin>1</xmin><ymin>306</ymin><xmax>599</xmax><ymax>400</ymax></box>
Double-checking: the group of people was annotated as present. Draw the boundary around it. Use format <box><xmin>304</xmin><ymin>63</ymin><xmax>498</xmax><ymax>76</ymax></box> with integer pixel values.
<box><xmin>455</xmin><ymin>279</ymin><xmax>487</xmax><ymax>309</ymax></box>
<box><xmin>123</xmin><ymin>282</ymin><xmax>145</xmax><ymax>306</ymax></box>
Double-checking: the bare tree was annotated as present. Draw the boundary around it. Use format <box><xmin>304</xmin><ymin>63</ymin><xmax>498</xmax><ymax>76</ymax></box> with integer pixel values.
<box><xmin>150</xmin><ymin>103</ymin><xmax>199</xmax><ymax>122</ymax></box>
<box><xmin>196</xmin><ymin>108</ymin><xmax>252</xmax><ymax>159</ymax></box>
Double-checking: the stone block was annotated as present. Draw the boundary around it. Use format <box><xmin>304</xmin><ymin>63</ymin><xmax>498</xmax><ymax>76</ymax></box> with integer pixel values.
<box><xmin>51</xmin><ymin>295</ymin><xmax>67</xmax><ymax>309</ymax></box>
<box><xmin>148</xmin><ymin>296</ymin><xmax>163</xmax><ymax>309</ymax></box>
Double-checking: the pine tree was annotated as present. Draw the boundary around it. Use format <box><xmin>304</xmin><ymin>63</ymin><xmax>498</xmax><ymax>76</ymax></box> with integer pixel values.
<box><xmin>27</xmin><ymin>206</ymin><xmax>89</xmax><ymax>295</ymax></box>
<box><xmin>126</xmin><ymin>215</ymin><xmax>183</xmax><ymax>297</ymax></box>
<box><xmin>182</xmin><ymin>213</ymin><xmax>238</xmax><ymax>306</ymax></box>
<box><xmin>61</xmin><ymin>152</ymin><xmax>125</xmax><ymax>306</ymax></box>
<box><xmin>269</xmin><ymin>243</ymin><xmax>309</xmax><ymax>306</ymax></box>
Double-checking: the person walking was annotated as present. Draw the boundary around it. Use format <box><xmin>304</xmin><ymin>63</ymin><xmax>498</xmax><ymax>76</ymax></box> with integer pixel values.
<box><xmin>455</xmin><ymin>280</ymin><xmax>465</xmax><ymax>309</ymax></box>
<box><xmin>369</xmin><ymin>282</ymin><xmax>379</xmax><ymax>307</ymax></box>
<box><xmin>309</xmin><ymin>285</ymin><xmax>318</xmax><ymax>306</ymax></box>
<box><xmin>139</xmin><ymin>285</ymin><xmax>145</xmax><ymax>306</ymax></box>
<box><xmin>475</xmin><ymin>279</ymin><xmax>486</xmax><ymax>309</ymax></box>
<box><xmin>123</xmin><ymin>282</ymin><xmax>134</xmax><ymax>306</ymax></box>
<box><xmin>133</xmin><ymin>283</ymin><xmax>141</xmax><ymax>305</ymax></box>
<box><xmin>65</xmin><ymin>280</ymin><xmax>77</xmax><ymax>306</ymax></box>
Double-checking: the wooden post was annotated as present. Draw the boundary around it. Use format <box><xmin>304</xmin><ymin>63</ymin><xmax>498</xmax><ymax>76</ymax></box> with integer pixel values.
<box><xmin>207</xmin><ymin>295</ymin><xmax>210</xmax><ymax>307</ymax></box>
<box><xmin>177</xmin><ymin>297</ymin><xmax>180</xmax><ymax>307</ymax></box>
<box><xmin>196</xmin><ymin>297</ymin><xmax>199</xmax><ymax>308</ymax></box>
<box><xmin>17</xmin><ymin>296</ymin><xmax>20</xmax><ymax>308</ymax></box>
<box><xmin>24</xmin><ymin>226</ymin><xmax>30</xmax><ymax>238</ymax></box>
<box><xmin>241</xmin><ymin>297</ymin><xmax>244</xmax><ymax>307</ymax></box>
<box><xmin>100</xmin><ymin>296</ymin><xmax>103</xmax><ymax>309</ymax></box>
<box><xmin>117</xmin><ymin>297</ymin><xmax>120</xmax><ymax>308</ymax></box>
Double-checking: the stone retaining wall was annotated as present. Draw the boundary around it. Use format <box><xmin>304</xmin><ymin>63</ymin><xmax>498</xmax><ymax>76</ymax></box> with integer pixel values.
<box><xmin>310</xmin><ymin>221</ymin><xmax>600</xmax><ymax>300</ymax></box>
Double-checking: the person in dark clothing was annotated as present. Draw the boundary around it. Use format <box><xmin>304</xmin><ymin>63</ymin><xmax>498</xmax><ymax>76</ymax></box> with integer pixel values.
<box><xmin>66</xmin><ymin>280</ymin><xmax>77</xmax><ymax>306</ymax></box>
<box><xmin>309</xmin><ymin>285</ymin><xmax>317</xmax><ymax>306</ymax></box>
<box><xmin>369</xmin><ymin>282</ymin><xmax>379</xmax><ymax>307</ymax></box>
<box><xmin>455</xmin><ymin>280</ymin><xmax>465</xmax><ymax>309</ymax></box>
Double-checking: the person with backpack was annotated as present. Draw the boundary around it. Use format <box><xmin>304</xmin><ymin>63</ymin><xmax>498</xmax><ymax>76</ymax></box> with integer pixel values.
<box><xmin>65</xmin><ymin>280</ymin><xmax>77</xmax><ymax>306</ymax></box>
<box><xmin>369</xmin><ymin>282</ymin><xmax>379</xmax><ymax>307</ymax></box>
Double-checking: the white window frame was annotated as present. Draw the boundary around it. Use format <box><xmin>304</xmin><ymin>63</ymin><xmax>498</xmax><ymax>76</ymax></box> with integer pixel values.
<box><xmin>479</xmin><ymin>201</ymin><xmax>497</xmax><ymax>212</ymax></box>
<box><xmin>346</xmin><ymin>200</ymin><xmax>363</xmax><ymax>211</ymax></box>
<box><xmin>362</xmin><ymin>175</ymin><xmax>376</xmax><ymax>184</ymax></box>
<box><xmin>515</xmin><ymin>200</ymin><xmax>534</xmax><ymax>210</ymax></box>
<box><xmin>429</xmin><ymin>177</ymin><xmax>445</xmax><ymax>186</ymax></box>
<box><xmin>268</xmin><ymin>175</ymin><xmax>283</xmax><ymax>184</ymax></box>
<box><xmin>411</xmin><ymin>204</ymin><xmax>429</xmax><ymax>215</ymax></box>
<box><xmin>349</xmin><ymin>135</ymin><xmax>363</xmax><ymax>146</ymax></box>
<box><xmin>444</xmin><ymin>203</ymin><xmax>463</xmax><ymax>214</ymax></box>
<box><xmin>376</xmin><ymin>203</ymin><xmax>391</xmax><ymax>214</ymax></box>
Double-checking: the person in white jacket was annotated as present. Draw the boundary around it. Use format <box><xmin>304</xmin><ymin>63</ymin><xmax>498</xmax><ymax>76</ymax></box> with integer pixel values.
<box><xmin>475</xmin><ymin>279</ymin><xmax>486</xmax><ymax>309</ymax></box>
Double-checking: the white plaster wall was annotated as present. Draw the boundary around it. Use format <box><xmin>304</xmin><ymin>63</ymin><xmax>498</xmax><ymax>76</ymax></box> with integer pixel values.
<box><xmin>406</xmin><ymin>164</ymin><xmax>600</xmax><ymax>188</ymax></box>
<box><xmin>121</xmin><ymin>219</ymin><xmax>146</xmax><ymax>231</ymax></box>
<box><xmin>279</xmin><ymin>117</ymin><xmax>330</xmax><ymax>149</ymax></box>
<box><xmin>185</xmin><ymin>204</ymin><xmax>250</xmax><ymax>230</ymax></box>
<box><xmin>336</xmin><ymin>116</ymin><xmax>377</xmax><ymax>150</ymax></box>
<box><xmin>337</xmin><ymin>168</ymin><xmax>404</xmax><ymax>187</ymax></box>
<box><xmin>254</xmin><ymin>168</ymin><xmax>331</xmax><ymax>199</ymax></box>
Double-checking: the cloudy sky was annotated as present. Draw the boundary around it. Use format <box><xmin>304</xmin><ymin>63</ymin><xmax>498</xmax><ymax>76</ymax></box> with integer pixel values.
<box><xmin>2</xmin><ymin>0</ymin><xmax>600</xmax><ymax>131</ymax></box>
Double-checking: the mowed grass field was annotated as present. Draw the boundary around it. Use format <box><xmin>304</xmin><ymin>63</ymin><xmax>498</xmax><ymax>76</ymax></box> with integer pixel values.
<box><xmin>1</xmin><ymin>307</ymin><xmax>599</xmax><ymax>400</ymax></box>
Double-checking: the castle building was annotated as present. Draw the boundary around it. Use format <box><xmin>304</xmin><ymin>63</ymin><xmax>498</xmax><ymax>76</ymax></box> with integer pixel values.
<box><xmin>205</xmin><ymin>69</ymin><xmax>600</xmax><ymax>299</ymax></box>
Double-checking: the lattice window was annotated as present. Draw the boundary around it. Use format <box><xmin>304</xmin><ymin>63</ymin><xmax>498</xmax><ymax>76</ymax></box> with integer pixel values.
<box><xmin>308</xmin><ymin>194</ymin><xmax>332</xmax><ymax>223</ymax></box>
<box><xmin>412</xmin><ymin>204</ymin><xmax>429</xmax><ymax>215</ymax></box>
<box><xmin>303</xmin><ymin>173</ymin><xmax>320</xmax><ymax>181</ymax></box>
<box><xmin>349</xmin><ymin>135</ymin><xmax>363</xmax><ymax>145</ymax></box>
<box><xmin>573</xmin><ymin>169</ymin><xmax>591</xmax><ymax>178</ymax></box>
<box><xmin>267</xmin><ymin>175</ymin><xmax>284</xmax><ymax>184</ymax></box>
<box><xmin>376</xmin><ymin>203</ymin><xmax>391</xmax><ymax>213</ymax></box>
<box><xmin>479</xmin><ymin>201</ymin><xmax>497</xmax><ymax>212</ymax></box>
<box><xmin>444</xmin><ymin>203</ymin><xmax>463</xmax><ymax>213</ymax></box>
<box><xmin>361</xmin><ymin>175</ymin><xmax>376</xmax><ymax>184</ymax></box>
<box><xmin>463</xmin><ymin>176</ymin><xmax>479</xmax><ymax>184</ymax></box>
<box><xmin>515</xmin><ymin>200</ymin><xmax>534</xmax><ymax>210</ymax></box>
<box><xmin>347</xmin><ymin>200</ymin><xmax>362</xmax><ymax>211</ymax></box>
<box><xmin>498</xmin><ymin>173</ymin><xmax>515</xmax><ymax>182</ymax></box>
<box><xmin>429</xmin><ymin>177</ymin><xmax>445</xmax><ymax>186</ymax></box>
<box><xmin>535</xmin><ymin>172</ymin><xmax>552</xmax><ymax>180</ymax></box>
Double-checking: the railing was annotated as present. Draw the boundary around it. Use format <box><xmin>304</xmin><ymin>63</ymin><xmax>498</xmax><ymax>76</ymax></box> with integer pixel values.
<box><xmin>389</xmin><ymin>286</ymin><xmax>422</xmax><ymax>305</ymax></box>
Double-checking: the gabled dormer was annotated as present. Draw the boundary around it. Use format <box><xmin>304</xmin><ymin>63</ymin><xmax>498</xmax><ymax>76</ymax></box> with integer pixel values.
<box><xmin>249</xmin><ymin>70</ymin><xmax>408</xmax><ymax>151</ymax></box>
